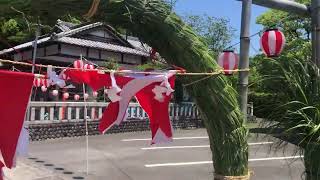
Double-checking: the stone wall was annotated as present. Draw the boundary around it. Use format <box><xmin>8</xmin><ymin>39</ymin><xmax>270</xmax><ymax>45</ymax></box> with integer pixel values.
<box><xmin>28</xmin><ymin>118</ymin><xmax>204</xmax><ymax>141</ymax></box>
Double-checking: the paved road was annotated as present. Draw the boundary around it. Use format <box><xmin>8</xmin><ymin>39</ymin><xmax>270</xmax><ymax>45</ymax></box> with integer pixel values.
<box><xmin>4</xmin><ymin>129</ymin><xmax>305</xmax><ymax>180</ymax></box>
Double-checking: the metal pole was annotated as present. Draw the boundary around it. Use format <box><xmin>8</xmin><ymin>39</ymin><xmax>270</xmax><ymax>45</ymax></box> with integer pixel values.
<box><xmin>81</xmin><ymin>55</ymin><xmax>89</xmax><ymax>175</ymax></box>
<box><xmin>311</xmin><ymin>0</ymin><xmax>320</xmax><ymax>67</ymax></box>
<box><xmin>26</xmin><ymin>24</ymin><xmax>40</xmax><ymax>122</ymax></box>
<box><xmin>31</xmin><ymin>25</ymin><xmax>40</xmax><ymax>74</ymax></box>
<box><xmin>237</xmin><ymin>0</ymin><xmax>309</xmax><ymax>16</ymax></box>
<box><xmin>239</xmin><ymin>0</ymin><xmax>252</xmax><ymax>121</ymax></box>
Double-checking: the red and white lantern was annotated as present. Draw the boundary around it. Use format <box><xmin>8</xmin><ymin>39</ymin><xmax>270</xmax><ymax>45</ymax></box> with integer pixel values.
<box><xmin>41</xmin><ymin>86</ymin><xmax>47</xmax><ymax>92</ymax></box>
<box><xmin>84</xmin><ymin>93</ymin><xmax>89</xmax><ymax>100</ymax></box>
<box><xmin>93</xmin><ymin>91</ymin><xmax>98</xmax><ymax>98</ymax></box>
<box><xmin>73</xmin><ymin>60</ymin><xmax>84</xmax><ymax>69</ymax></box>
<box><xmin>63</xmin><ymin>92</ymin><xmax>69</xmax><ymax>100</ymax></box>
<box><xmin>52</xmin><ymin>90</ymin><xmax>59</xmax><ymax>96</ymax></box>
<box><xmin>84</xmin><ymin>64</ymin><xmax>95</xmax><ymax>70</ymax></box>
<box><xmin>260</xmin><ymin>28</ymin><xmax>286</xmax><ymax>57</ymax></box>
<box><xmin>41</xmin><ymin>79</ymin><xmax>50</xmax><ymax>87</ymax></box>
<box><xmin>33</xmin><ymin>78</ymin><xmax>42</xmax><ymax>87</ymax></box>
<box><xmin>217</xmin><ymin>50</ymin><xmax>239</xmax><ymax>75</ymax></box>
<box><xmin>74</xmin><ymin>94</ymin><xmax>80</xmax><ymax>101</ymax></box>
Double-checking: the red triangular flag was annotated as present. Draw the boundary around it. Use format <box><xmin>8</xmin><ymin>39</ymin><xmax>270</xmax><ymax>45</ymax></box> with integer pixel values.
<box><xmin>0</xmin><ymin>70</ymin><xmax>34</xmax><ymax>168</ymax></box>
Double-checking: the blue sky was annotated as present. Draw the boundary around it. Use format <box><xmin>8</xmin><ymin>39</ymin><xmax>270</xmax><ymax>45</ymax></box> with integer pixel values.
<box><xmin>174</xmin><ymin>0</ymin><xmax>268</xmax><ymax>54</ymax></box>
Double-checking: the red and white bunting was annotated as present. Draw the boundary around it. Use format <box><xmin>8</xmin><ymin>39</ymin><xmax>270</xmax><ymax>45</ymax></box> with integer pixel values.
<box><xmin>84</xmin><ymin>64</ymin><xmax>95</xmax><ymax>70</ymax></box>
<box><xmin>73</xmin><ymin>60</ymin><xmax>84</xmax><ymax>69</ymax></box>
<box><xmin>217</xmin><ymin>50</ymin><xmax>239</xmax><ymax>75</ymax></box>
<box><xmin>260</xmin><ymin>28</ymin><xmax>286</xmax><ymax>57</ymax></box>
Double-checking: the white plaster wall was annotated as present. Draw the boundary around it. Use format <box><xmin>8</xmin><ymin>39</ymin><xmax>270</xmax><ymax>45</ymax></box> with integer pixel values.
<box><xmin>89</xmin><ymin>30</ymin><xmax>113</xmax><ymax>39</ymax></box>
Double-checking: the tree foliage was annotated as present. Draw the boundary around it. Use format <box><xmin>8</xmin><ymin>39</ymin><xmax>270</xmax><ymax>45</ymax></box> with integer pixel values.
<box><xmin>183</xmin><ymin>14</ymin><xmax>235</xmax><ymax>54</ymax></box>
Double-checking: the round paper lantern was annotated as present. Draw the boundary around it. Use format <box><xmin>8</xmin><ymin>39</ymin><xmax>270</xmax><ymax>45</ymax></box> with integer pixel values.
<box><xmin>52</xmin><ymin>90</ymin><xmax>59</xmax><ymax>96</ymax></box>
<box><xmin>260</xmin><ymin>28</ymin><xmax>286</xmax><ymax>57</ymax></box>
<box><xmin>41</xmin><ymin>79</ymin><xmax>50</xmax><ymax>87</ymax></box>
<box><xmin>93</xmin><ymin>91</ymin><xmax>98</xmax><ymax>98</ymax></box>
<box><xmin>217</xmin><ymin>50</ymin><xmax>239</xmax><ymax>75</ymax></box>
<box><xmin>74</xmin><ymin>94</ymin><xmax>80</xmax><ymax>101</ymax></box>
<box><xmin>41</xmin><ymin>86</ymin><xmax>47</xmax><ymax>92</ymax></box>
<box><xmin>63</xmin><ymin>92</ymin><xmax>69</xmax><ymax>99</ymax></box>
<box><xmin>73</xmin><ymin>60</ymin><xmax>84</xmax><ymax>69</ymax></box>
<box><xmin>84</xmin><ymin>93</ymin><xmax>89</xmax><ymax>100</ymax></box>
<box><xmin>33</xmin><ymin>78</ymin><xmax>42</xmax><ymax>87</ymax></box>
<box><xmin>84</xmin><ymin>64</ymin><xmax>95</xmax><ymax>70</ymax></box>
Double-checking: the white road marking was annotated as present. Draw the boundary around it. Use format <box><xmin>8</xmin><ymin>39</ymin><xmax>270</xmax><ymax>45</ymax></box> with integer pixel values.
<box><xmin>141</xmin><ymin>142</ymin><xmax>274</xmax><ymax>150</ymax></box>
<box><xmin>248</xmin><ymin>156</ymin><xmax>303</xmax><ymax>162</ymax></box>
<box><xmin>145</xmin><ymin>156</ymin><xmax>303</xmax><ymax>168</ymax></box>
<box><xmin>122</xmin><ymin>136</ymin><xmax>209</xmax><ymax>142</ymax></box>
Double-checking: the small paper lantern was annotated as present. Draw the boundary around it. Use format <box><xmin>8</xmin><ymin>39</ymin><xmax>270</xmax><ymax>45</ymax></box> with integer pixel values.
<box><xmin>52</xmin><ymin>90</ymin><xmax>59</xmax><ymax>96</ymax></box>
<box><xmin>73</xmin><ymin>60</ymin><xmax>84</xmax><ymax>69</ymax></box>
<box><xmin>74</xmin><ymin>94</ymin><xmax>80</xmax><ymax>101</ymax></box>
<box><xmin>84</xmin><ymin>64</ymin><xmax>95</xmax><ymax>70</ymax></box>
<box><xmin>260</xmin><ymin>28</ymin><xmax>286</xmax><ymax>57</ymax></box>
<box><xmin>93</xmin><ymin>91</ymin><xmax>98</xmax><ymax>98</ymax></box>
<box><xmin>217</xmin><ymin>50</ymin><xmax>239</xmax><ymax>75</ymax></box>
<box><xmin>84</xmin><ymin>93</ymin><xmax>89</xmax><ymax>100</ymax></box>
<box><xmin>41</xmin><ymin>79</ymin><xmax>50</xmax><ymax>87</ymax></box>
<box><xmin>33</xmin><ymin>78</ymin><xmax>42</xmax><ymax>87</ymax></box>
<box><xmin>41</xmin><ymin>86</ymin><xmax>47</xmax><ymax>92</ymax></box>
<box><xmin>63</xmin><ymin>92</ymin><xmax>69</xmax><ymax>99</ymax></box>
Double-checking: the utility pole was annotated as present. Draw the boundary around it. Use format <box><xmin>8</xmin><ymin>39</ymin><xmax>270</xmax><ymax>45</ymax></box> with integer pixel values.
<box><xmin>239</xmin><ymin>0</ymin><xmax>252</xmax><ymax>120</ymax></box>
<box><xmin>311</xmin><ymin>0</ymin><xmax>320</xmax><ymax>67</ymax></box>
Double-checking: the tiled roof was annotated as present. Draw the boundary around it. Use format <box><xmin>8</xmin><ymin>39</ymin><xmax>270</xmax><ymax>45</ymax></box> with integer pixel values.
<box><xmin>0</xmin><ymin>22</ymin><xmax>149</xmax><ymax>57</ymax></box>
<box><xmin>56</xmin><ymin>37</ymin><xmax>149</xmax><ymax>57</ymax></box>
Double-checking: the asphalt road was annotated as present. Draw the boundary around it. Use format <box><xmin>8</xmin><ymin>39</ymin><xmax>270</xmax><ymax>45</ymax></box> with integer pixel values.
<box><xmin>4</xmin><ymin>129</ymin><xmax>305</xmax><ymax>180</ymax></box>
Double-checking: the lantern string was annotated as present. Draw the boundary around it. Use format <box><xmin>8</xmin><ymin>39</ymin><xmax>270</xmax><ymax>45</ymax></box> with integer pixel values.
<box><xmin>0</xmin><ymin>59</ymin><xmax>250</xmax><ymax>76</ymax></box>
<box><xmin>225</xmin><ymin>15</ymin><xmax>293</xmax><ymax>50</ymax></box>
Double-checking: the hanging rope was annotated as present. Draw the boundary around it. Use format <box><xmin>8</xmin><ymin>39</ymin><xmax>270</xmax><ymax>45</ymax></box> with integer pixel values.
<box><xmin>0</xmin><ymin>59</ymin><xmax>250</xmax><ymax>76</ymax></box>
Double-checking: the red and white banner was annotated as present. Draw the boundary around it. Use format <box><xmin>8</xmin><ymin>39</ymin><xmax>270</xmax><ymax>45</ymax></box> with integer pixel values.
<box><xmin>66</xmin><ymin>70</ymin><xmax>176</xmax><ymax>144</ymax></box>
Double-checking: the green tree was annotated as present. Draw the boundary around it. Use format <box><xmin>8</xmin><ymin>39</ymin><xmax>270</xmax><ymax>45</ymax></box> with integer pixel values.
<box><xmin>183</xmin><ymin>14</ymin><xmax>235</xmax><ymax>54</ymax></box>
<box><xmin>251</xmin><ymin>0</ymin><xmax>320</xmax><ymax>179</ymax></box>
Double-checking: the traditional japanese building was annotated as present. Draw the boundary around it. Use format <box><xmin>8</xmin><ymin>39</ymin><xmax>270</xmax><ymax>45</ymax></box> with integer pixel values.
<box><xmin>0</xmin><ymin>20</ymin><xmax>152</xmax><ymax>101</ymax></box>
<box><xmin>0</xmin><ymin>20</ymin><xmax>150</xmax><ymax>69</ymax></box>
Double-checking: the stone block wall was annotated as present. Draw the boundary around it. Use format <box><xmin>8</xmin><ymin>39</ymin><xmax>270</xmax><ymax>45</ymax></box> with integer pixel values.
<box><xmin>28</xmin><ymin>118</ymin><xmax>204</xmax><ymax>141</ymax></box>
